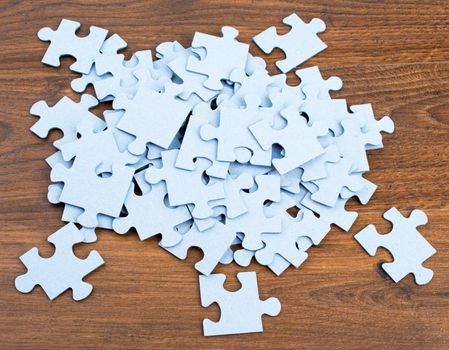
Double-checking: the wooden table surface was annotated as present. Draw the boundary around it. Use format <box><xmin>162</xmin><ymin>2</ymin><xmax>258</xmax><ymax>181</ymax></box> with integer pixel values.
<box><xmin>1</xmin><ymin>0</ymin><xmax>448</xmax><ymax>349</ymax></box>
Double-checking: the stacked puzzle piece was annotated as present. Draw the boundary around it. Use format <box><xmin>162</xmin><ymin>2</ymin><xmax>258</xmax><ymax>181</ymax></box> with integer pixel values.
<box><xmin>16</xmin><ymin>14</ymin><xmax>437</xmax><ymax>336</ymax></box>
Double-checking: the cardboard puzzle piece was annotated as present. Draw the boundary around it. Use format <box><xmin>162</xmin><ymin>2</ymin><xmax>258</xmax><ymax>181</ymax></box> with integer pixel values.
<box><xmin>175</xmin><ymin>101</ymin><xmax>230</xmax><ymax>179</ymax></box>
<box><xmin>51</xmin><ymin>161</ymin><xmax>133</xmax><ymax>228</ymax></box>
<box><xmin>154</xmin><ymin>41</ymin><xmax>190</xmax><ymax>78</ymax></box>
<box><xmin>250</xmin><ymin>105</ymin><xmax>328</xmax><ymax>174</ymax></box>
<box><xmin>200</xmin><ymin>95</ymin><xmax>273</xmax><ymax>166</ymax></box>
<box><xmin>295</xmin><ymin>66</ymin><xmax>342</xmax><ymax>99</ymax></box>
<box><xmin>334</xmin><ymin>118</ymin><xmax>381</xmax><ymax>172</ymax></box>
<box><xmin>165</xmin><ymin>221</ymin><xmax>236</xmax><ymax>275</ymax></box>
<box><xmin>311</xmin><ymin>158</ymin><xmax>364</xmax><ymax>207</ymax></box>
<box><xmin>30</xmin><ymin>94</ymin><xmax>105</xmax><ymax>149</ymax></box>
<box><xmin>113</xmin><ymin>181</ymin><xmax>191</xmax><ymax>247</ymax></box>
<box><xmin>145</xmin><ymin>149</ymin><xmax>225</xmax><ymax>219</ymax></box>
<box><xmin>71</xmin><ymin>33</ymin><xmax>127</xmax><ymax>95</ymax></box>
<box><xmin>187</xmin><ymin>26</ymin><xmax>249</xmax><ymax>90</ymax></box>
<box><xmin>253</xmin><ymin>13</ymin><xmax>327</xmax><ymax>73</ymax></box>
<box><xmin>199</xmin><ymin>272</ymin><xmax>281</xmax><ymax>336</ymax></box>
<box><xmin>355</xmin><ymin>207</ymin><xmax>436</xmax><ymax>285</ymax></box>
<box><xmin>38</xmin><ymin>18</ymin><xmax>108</xmax><ymax>74</ymax></box>
<box><xmin>113</xmin><ymin>84</ymin><xmax>191</xmax><ymax>154</ymax></box>
<box><xmin>226</xmin><ymin>175</ymin><xmax>281</xmax><ymax>250</ymax></box>
<box><xmin>300</xmin><ymin>144</ymin><xmax>340</xmax><ymax>181</ymax></box>
<box><xmin>15</xmin><ymin>223</ymin><xmax>104</xmax><ymax>300</ymax></box>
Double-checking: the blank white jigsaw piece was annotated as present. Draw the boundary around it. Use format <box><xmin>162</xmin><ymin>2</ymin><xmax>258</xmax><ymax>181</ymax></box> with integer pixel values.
<box><xmin>165</xmin><ymin>221</ymin><xmax>236</xmax><ymax>275</ymax></box>
<box><xmin>199</xmin><ymin>271</ymin><xmax>281</xmax><ymax>336</ymax></box>
<box><xmin>15</xmin><ymin>223</ymin><xmax>104</xmax><ymax>300</ymax></box>
<box><xmin>355</xmin><ymin>207</ymin><xmax>436</xmax><ymax>285</ymax></box>
<box><xmin>38</xmin><ymin>18</ymin><xmax>108</xmax><ymax>74</ymax></box>
<box><xmin>253</xmin><ymin>13</ymin><xmax>327</xmax><ymax>73</ymax></box>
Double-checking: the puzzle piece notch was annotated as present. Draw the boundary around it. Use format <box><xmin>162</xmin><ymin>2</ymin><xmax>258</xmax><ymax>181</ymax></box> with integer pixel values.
<box><xmin>30</xmin><ymin>94</ymin><xmax>105</xmax><ymax>149</ymax></box>
<box><xmin>355</xmin><ymin>207</ymin><xmax>436</xmax><ymax>285</ymax></box>
<box><xmin>38</xmin><ymin>18</ymin><xmax>108</xmax><ymax>74</ymax></box>
<box><xmin>253</xmin><ymin>13</ymin><xmax>327</xmax><ymax>73</ymax></box>
<box><xmin>187</xmin><ymin>26</ymin><xmax>249</xmax><ymax>90</ymax></box>
<box><xmin>199</xmin><ymin>272</ymin><xmax>281</xmax><ymax>336</ymax></box>
<box><xmin>165</xmin><ymin>221</ymin><xmax>236</xmax><ymax>275</ymax></box>
<box><xmin>15</xmin><ymin>223</ymin><xmax>104</xmax><ymax>300</ymax></box>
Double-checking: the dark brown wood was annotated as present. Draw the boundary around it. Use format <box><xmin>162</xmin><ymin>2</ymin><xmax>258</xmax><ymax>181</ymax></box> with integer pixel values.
<box><xmin>0</xmin><ymin>1</ymin><xmax>448</xmax><ymax>349</ymax></box>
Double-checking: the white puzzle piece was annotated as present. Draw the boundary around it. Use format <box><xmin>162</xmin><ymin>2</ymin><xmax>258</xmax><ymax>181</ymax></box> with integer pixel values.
<box><xmin>199</xmin><ymin>271</ymin><xmax>281</xmax><ymax>336</ymax></box>
<box><xmin>253</xmin><ymin>13</ymin><xmax>327</xmax><ymax>73</ymax></box>
<box><xmin>355</xmin><ymin>207</ymin><xmax>436</xmax><ymax>285</ymax></box>
<box><xmin>38</xmin><ymin>18</ymin><xmax>108</xmax><ymax>74</ymax></box>
<box><xmin>15</xmin><ymin>223</ymin><xmax>104</xmax><ymax>300</ymax></box>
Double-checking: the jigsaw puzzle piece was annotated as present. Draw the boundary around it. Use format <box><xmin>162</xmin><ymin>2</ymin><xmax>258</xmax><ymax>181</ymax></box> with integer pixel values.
<box><xmin>355</xmin><ymin>207</ymin><xmax>436</xmax><ymax>285</ymax></box>
<box><xmin>30</xmin><ymin>94</ymin><xmax>105</xmax><ymax>149</ymax></box>
<box><xmin>165</xmin><ymin>221</ymin><xmax>235</xmax><ymax>275</ymax></box>
<box><xmin>113</xmin><ymin>84</ymin><xmax>191</xmax><ymax>154</ymax></box>
<box><xmin>199</xmin><ymin>271</ymin><xmax>281</xmax><ymax>336</ymax></box>
<box><xmin>175</xmin><ymin>101</ymin><xmax>230</xmax><ymax>179</ymax></box>
<box><xmin>300</xmin><ymin>144</ymin><xmax>340</xmax><ymax>181</ymax></box>
<box><xmin>15</xmin><ymin>223</ymin><xmax>104</xmax><ymax>300</ymax></box>
<box><xmin>295</xmin><ymin>66</ymin><xmax>342</xmax><ymax>99</ymax></box>
<box><xmin>113</xmin><ymin>181</ymin><xmax>191</xmax><ymax>247</ymax></box>
<box><xmin>250</xmin><ymin>105</ymin><xmax>328</xmax><ymax>174</ymax></box>
<box><xmin>145</xmin><ymin>149</ymin><xmax>225</xmax><ymax>219</ymax></box>
<box><xmin>38</xmin><ymin>18</ymin><xmax>108</xmax><ymax>73</ymax></box>
<box><xmin>253</xmin><ymin>13</ymin><xmax>327</xmax><ymax>73</ymax></box>
<box><xmin>71</xmin><ymin>33</ymin><xmax>128</xmax><ymax>95</ymax></box>
<box><xmin>226</xmin><ymin>175</ymin><xmax>281</xmax><ymax>250</ymax></box>
<box><xmin>187</xmin><ymin>26</ymin><xmax>249</xmax><ymax>90</ymax></box>
<box><xmin>200</xmin><ymin>95</ymin><xmax>273</xmax><ymax>166</ymax></box>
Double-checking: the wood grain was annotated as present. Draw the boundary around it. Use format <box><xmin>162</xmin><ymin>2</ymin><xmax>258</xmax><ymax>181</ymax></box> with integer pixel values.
<box><xmin>1</xmin><ymin>1</ymin><xmax>448</xmax><ymax>349</ymax></box>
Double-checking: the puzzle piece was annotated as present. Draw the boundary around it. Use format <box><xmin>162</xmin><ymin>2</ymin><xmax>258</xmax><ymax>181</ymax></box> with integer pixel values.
<box><xmin>175</xmin><ymin>101</ymin><xmax>230</xmax><ymax>179</ymax></box>
<box><xmin>113</xmin><ymin>84</ymin><xmax>191</xmax><ymax>154</ymax></box>
<box><xmin>60</xmin><ymin>120</ymin><xmax>140</xmax><ymax>174</ymax></box>
<box><xmin>300</xmin><ymin>144</ymin><xmax>340</xmax><ymax>181</ymax></box>
<box><xmin>165</xmin><ymin>221</ymin><xmax>236</xmax><ymax>275</ymax></box>
<box><xmin>51</xmin><ymin>160</ymin><xmax>133</xmax><ymax>228</ymax></box>
<box><xmin>30</xmin><ymin>94</ymin><xmax>105</xmax><ymax>149</ymax></box>
<box><xmin>355</xmin><ymin>207</ymin><xmax>436</xmax><ymax>285</ymax></box>
<box><xmin>210</xmin><ymin>173</ymin><xmax>254</xmax><ymax>218</ymax></box>
<box><xmin>250</xmin><ymin>105</ymin><xmax>328</xmax><ymax>174</ymax></box>
<box><xmin>226</xmin><ymin>175</ymin><xmax>281</xmax><ymax>250</ymax></box>
<box><xmin>200</xmin><ymin>95</ymin><xmax>273</xmax><ymax>166</ymax></box>
<box><xmin>350</xmin><ymin>104</ymin><xmax>394</xmax><ymax>150</ymax></box>
<box><xmin>15</xmin><ymin>223</ymin><xmax>104</xmax><ymax>300</ymax></box>
<box><xmin>311</xmin><ymin>158</ymin><xmax>364</xmax><ymax>207</ymax></box>
<box><xmin>334</xmin><ymin>118</ymin><xmax>381</xmax><ymax>172</ymax></box>
<box><xmin>113</xmin><ymin>181</ymin><xmax>191</xmax><ymax>247</ymax></box>
<box><xmin>168</xmin><ymin>54</ymin><xmax>220</xmax><ymax>101</ymax></box>
<box><xmin>187</xmin><ymin>26</ymin><xmax>249</xmax><ymax>90</ymax></box>
<box><xmin>199</xmin><ymin>271</ymin><xmax>281</xmax><ymax>336</ymax></box>
<box><xmin>253</xmin><ymin>13</ymin><xmax>327</xmax><ymax>73</ymax></box>
<box><xmin>38</xmin><ymin>18</ymin><xmax>108</xmax><ymax>73</ymax></box>
<box><xmin>145</xmin><ymin>149</ymin><xmax>224</xmax><ymax>219</ymax></box>
<box><xmin>295</xmin><ymin>66</ymin><xmax>342</xmax><ymax>99</ymax></box>
<box><xmin>154</xmin><ymin>41</ymin><xmax>190</xmax><ymax>78</ymax></box>
<box><xmin>71</xmin><ymin>33</ymin><xmax>127</xmax><ymax>95</ymax></box>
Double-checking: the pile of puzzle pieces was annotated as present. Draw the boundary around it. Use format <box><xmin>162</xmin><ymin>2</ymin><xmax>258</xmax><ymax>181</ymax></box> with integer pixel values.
<box><xmin>16</xmin><ymin>14</ymin><xmax>437</xmax><ymax>336</ymax></box>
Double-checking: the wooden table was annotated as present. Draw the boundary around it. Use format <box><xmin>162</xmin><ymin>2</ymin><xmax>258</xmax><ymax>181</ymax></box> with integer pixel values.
<box><xmin>1</xmin><ymin>1</ymin><xmax>448</xmax><ymax>349</ymax></box>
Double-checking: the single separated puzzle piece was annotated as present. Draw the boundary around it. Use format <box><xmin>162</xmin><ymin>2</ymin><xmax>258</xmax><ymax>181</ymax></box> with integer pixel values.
<box><xmin>199</xmin><ymin>271</ymin><xmax>281</xmax><ymax>336</ymax></box>
<box><xmin>354</xmin><ymin>207</ymin><xmax>436</xmax><ymax>285</ymax></box>
<box><xmin>30</xmin><ymin>94</ymin><xmax>105</xmax><ymax>149</ymax></box>
<box><xmin>250</xmin><ymin>105</ymin><xmax>328</xmax><ymax>175</ymax></box>
<box><xmin>38</xmin><ymin>18</ymin><xmax>108</xmax><ymax>74</ymax></box>
<box><xmin>187</xmin><ymin>26</ymin><xmax>249</xmax><ymax>90</ymax></box>
<box><xmin>253</xmin><ymin>13</ymin><xmax>327</xmax><ymax>73</ymax></box>
<box><xmin>15</xmin><ymin>223</ymin><xmax>104</xmax><ymax>300</ymax></box>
